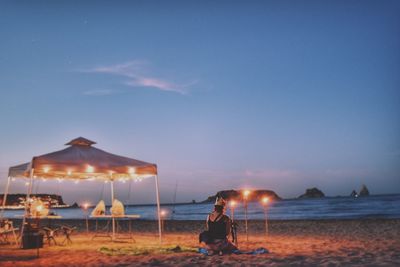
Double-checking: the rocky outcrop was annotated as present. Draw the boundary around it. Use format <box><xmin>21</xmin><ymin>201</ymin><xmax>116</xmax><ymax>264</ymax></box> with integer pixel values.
<box><xmin>359</xmin><ymin>184</ymin><xmax>370</xmax><ymax>196</ymax></box>
<box><xmin>0</xmin><ymin>194</ymin><xmax>66</xmax><ymax>207</ymax></box>
<box><xmin>350</xmin><ymin>190</ymin><xmax>358</xmax><ymax>197</ymax></box>
<box><xmin>299</xmin><ymin>187</ymin><xmax>325</xmax><ymax>198</ymax></box>
<box><xmin>202</xmin><ymin>189</ymin><xmax>281</xmax><ymax>203</ymax></box>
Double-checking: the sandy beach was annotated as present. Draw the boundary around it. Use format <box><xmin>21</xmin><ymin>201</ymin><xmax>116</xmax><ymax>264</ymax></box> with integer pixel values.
<box><xmin>1</xmin><ymin>219</ymin><xmax>399</xmax><ymax>266</ymax></box>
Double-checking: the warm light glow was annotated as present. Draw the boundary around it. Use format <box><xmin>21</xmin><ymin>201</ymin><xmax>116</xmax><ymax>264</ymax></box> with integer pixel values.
<box><xmin>229</xmin><ymin>200</ymin><xmax>236</xmax><ymax>208</ymax></box>
<box><xmin>262</xmin><ymin>196</ymin><xmax>269</xmax><ymax>205</ymax></box>
<box><xmin>36</xmin><ymin>205</ymin><xmax>43</xmax><ymax>212</ymax></box>
<box><xmin>243</xmin><ymin>190</ymin><xmax>251</xmax><ymax>199</ymax></box>
<box><xmin>160</xmin><ymin>210</ymin><xmax>167</xmax><ymax>217</ymax></box>
<box><xmin>43</xmin><ymin>167</ymin><xmax>50</xmax><ymax>173</ymax></box>
<box><xmin>86</xmin><ymin>165</ymin><xmax>94</xmax><ymax>173</ymax></box>
<box><xmin>83</xmin><ymin>202</ymin><xmax>89</xmax><ymax>210</ymax></box>
<box><xmin>67</xmin><ymin>170</ymin><xmax>72</xmax><ymax>176</ymax></box>
<box><xmin>128</xmin><ymin>167</ymin><xmax>136</xmax><ymax>175</ymax></box>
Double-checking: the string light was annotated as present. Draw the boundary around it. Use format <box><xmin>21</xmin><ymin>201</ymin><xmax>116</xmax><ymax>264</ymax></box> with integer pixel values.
<box><xmin>86</xmin><ymin>165</ymin><xmax>94</xmax><ymax>173</ymax></box>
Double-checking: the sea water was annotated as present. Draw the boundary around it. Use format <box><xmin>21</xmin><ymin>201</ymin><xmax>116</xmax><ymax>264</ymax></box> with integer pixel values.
<box><xmin>2</xmin><ymin>194</ymin><xmax>400</xmax><ymax>220</ymax></box>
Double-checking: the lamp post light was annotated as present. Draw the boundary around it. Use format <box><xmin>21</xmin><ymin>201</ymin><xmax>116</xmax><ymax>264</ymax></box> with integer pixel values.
<box><xmin>82</xmin><ymin>202</ymin><xmax>90</xmax><ymax>233</ymax></box>
<box><xmin>242</xmin><ymin>190</ymin><xmax>251</xmax><ymax>242</ymax></box>
<box><xmin>261</xmin><ymin>197</ymin><xmax>269</xmax><ymax>238</ymax></box>
<box><xmin>160</xmin><ymin>209</ymin><xmax>167</xmax><ymax>232</ymax></box>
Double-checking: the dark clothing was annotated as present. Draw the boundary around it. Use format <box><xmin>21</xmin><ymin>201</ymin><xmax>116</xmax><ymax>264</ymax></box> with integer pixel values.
<box><xmin>207</xmin><ymin>213</ymin><xmax>228</xmax><ymax>240</ymax></box>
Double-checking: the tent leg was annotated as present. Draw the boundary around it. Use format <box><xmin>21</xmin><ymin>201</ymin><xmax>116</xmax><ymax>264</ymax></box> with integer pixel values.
<box><xmin>0</xmin><ymin>176</ymin><xmax>11</xmax><ymax>218</ymax></box>
<box><xmin>111</xmin><ymin>180</ymin><xmax>115</xmax><ymax>241</ymax></box>
<box><xmin>155</xmin><ymin>175</ymin><xmax>162</xmax><ymax>244</ymax></box>
<box><xmin>20</xmin><ymin>168</ymin><xmax>34</xmax><ymax>246</ymax></box>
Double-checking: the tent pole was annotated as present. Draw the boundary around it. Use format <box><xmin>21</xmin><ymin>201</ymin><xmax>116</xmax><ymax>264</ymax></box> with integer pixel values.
<box><xmin>155</xmin><ymin>175</ymin><xmax>162</xmax><ymax>244</ymax></box>
<box><xmin>110</xmin><ymin>178</ymin><xmax>115</xmax><ymax>241</ymax></box>
<box><xmin>0</xmin><ymin>176</ymin><xmax>11</xmax><ymax>217</ymax></box>
<box><xmin>20</xmin><ymin>168</ymin><xmax>34</xmax><ymax>246</ymax></box>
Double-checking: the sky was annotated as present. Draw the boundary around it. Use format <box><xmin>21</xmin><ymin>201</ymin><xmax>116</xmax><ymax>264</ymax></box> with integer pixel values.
<box><xmin>0</xmin><ymin>0</ymin><xmax>399</xmax><ymax>205</ymax></box>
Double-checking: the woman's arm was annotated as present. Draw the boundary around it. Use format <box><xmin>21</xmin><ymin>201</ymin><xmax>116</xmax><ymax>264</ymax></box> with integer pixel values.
<box><xmin>225</xmin><ymin>217</ymin><xmax>232</xmax><ymax>236</ymax></box>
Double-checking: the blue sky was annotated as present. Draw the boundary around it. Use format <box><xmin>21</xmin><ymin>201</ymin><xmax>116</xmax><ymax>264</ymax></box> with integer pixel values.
<box><xmin>0</xmin><ymin>0</ymin><xmax>399</xmax><ymax>204</ymax></box>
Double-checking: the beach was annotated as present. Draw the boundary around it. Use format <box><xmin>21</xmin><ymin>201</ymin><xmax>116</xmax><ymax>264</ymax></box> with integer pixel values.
<box><xmin>1</xmin><ymin>219</ymin><xmax>399</xmax><ymax>266</ymax></box>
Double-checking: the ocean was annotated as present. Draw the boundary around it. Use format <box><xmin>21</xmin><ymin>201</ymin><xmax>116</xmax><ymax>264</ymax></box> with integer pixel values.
<box><xmin>2</xmin><ymin>194</ymin><xmax>400</xmax><ymax>221</ymax></box>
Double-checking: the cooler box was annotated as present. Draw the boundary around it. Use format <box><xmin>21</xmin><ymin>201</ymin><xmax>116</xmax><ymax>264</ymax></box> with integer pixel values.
<box><xmin>22</xmin><ymin>232</ymin><xmax>44</xmax><ymax>249</ymax></box>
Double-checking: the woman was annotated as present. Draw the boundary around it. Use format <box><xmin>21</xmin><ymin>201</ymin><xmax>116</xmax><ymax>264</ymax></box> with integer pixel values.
<box><xmin>201</xmin><ymin>197</ymin><xmax>237</xmax><ymax>255</ymax></box>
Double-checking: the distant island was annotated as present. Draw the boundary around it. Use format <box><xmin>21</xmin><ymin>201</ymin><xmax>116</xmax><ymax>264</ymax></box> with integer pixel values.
<box><xmin>299</xmin><ymin>187</ymin><xmax>325</xmax><ymax>198</ymax></box>
<box><xmin>0</xmin><ymin>193</ymin><xmax>68</xmax><ymax>209</ymax></box>
<box><xmin>202</xmin><ymin>189</ymin><xmax>281</xmax><ymax>203</ymax></box>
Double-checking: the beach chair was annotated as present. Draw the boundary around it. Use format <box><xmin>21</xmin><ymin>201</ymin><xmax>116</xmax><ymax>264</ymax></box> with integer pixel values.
<box><xmin>42</xmin><ymin>226</ymin><xmax>59</xmax><ymax>246</ymax></box>
<box><xmin>0</xmin><ymin>220</ymin><xmax>19</xmax><ymax>246</ymax></box>
<box><xmin>60</xmin><ymin>225</ymin><xmax>76</xmax><ymax>245</ymax></box>
<box><xmin>231</xmin><ymin>220</ymin><xmax>238</xmax><ymax>246</ymax></box>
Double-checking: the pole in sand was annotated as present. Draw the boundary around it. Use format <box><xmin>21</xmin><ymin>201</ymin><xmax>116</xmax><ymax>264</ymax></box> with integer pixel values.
<box><xmin>261</xmin><ymin>197</ymin><xmax>269</xmax><ymax>238</ymax></box>
<box><xmin>242</xmin><ymin>190</ymin><xmax>251</xmax><ymax>242</ymax></box>
<box><xmin>82</xmin><ymin>202</ymin><xmax>90</xmax><ymax>233</ymax></box>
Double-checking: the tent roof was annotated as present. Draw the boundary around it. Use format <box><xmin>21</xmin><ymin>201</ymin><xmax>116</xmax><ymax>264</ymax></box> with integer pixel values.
<box><xmin>8</xmin><ymin>137</ymin><xmax>157</xmax><ymax>180</ymax></box>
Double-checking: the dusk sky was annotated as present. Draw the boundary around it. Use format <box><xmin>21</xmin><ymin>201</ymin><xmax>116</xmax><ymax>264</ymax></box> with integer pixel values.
<box><xmin>0</xmin><ymin>1</ymin><xmax>399</xmax><ymax>205</ymax></box>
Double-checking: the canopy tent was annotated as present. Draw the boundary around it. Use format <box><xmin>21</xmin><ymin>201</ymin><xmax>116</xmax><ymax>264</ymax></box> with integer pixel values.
<box><xmin>1</xmin><ymin>137</ymin><xmax>162</xmax><ymax>242</ymax></box>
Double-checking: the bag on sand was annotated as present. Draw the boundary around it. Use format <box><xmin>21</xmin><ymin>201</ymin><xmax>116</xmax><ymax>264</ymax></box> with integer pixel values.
<box><xmin>110</xmin><ymin>199</ymin><xmax>124</xmax><ymax>216</ymax></box>
<box><xmin>91</xmin><ymin>200</ymin><xmax>106</xmax><ymax>216</ymax></box>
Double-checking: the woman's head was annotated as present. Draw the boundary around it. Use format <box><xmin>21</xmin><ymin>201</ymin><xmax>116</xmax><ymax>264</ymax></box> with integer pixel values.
<box><xmin>214</xmin><ymin>197</ymin><xmax>226</xmax><ymax>213</ymax></box>
<box><xmin>214</xmin><ymin>205</ymin><xmax>224</xmax><ymax>213</ymax></box>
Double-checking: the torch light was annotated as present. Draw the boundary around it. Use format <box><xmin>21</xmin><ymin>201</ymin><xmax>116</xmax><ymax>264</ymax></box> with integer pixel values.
<box><xmin>82</xmin><ymin>202</ymin><xmax>90</xmax><ymax>233</ymax></box>
<box><xmin>160</xmin><ymin>209</ymin><xmax>167</xmax><ymax>232</ymax></box>
<box><xmin>261</xmin><ymin>196</ymin><xmax>270</xmax><ymax>238</ymax></box>
<box><xmin>242</xmin><ymin>189</ymin><xmax>251</xmax><ymax>242</ymax></box>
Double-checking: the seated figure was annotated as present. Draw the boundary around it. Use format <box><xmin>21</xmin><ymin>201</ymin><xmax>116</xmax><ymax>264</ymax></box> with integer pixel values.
<box><xmin>199</xmin><ymin>197</ymin><xmax>237</xmax><ymax>255</ymax></box>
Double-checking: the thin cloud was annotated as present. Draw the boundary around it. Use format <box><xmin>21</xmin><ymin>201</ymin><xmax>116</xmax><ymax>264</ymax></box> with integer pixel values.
<box><xmin>80</xmin><ymin>61</ymin><xmax>195</xmax><ymax>94</ymax></box>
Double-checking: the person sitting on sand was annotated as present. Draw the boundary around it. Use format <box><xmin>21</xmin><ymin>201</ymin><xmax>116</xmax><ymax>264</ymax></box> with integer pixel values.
<box><xmin>199</xmin><ymin>197</ymin><xmax>237</xmax><ymax>255</ymax></box>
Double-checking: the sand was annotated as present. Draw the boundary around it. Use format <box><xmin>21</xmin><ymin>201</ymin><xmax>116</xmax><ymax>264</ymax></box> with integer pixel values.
<box><xmin>1</xmin><ymin>219</ymin><xmax>399</xmax><ymax>266</ymax></box>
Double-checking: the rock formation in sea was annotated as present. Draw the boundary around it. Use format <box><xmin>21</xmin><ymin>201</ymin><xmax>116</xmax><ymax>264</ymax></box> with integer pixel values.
<box><xmin>359</xmin><ymin>184</ymin><xmax>370</xmax><ymax>196</ymax></box>
<box><xmin>299</xmin><ymin>187</ymin><xmax>325</xmax><ymax>198</ymax></box>
<box><xmin>202</xmin><ymin>189</ymin><xmax>281</xmax><ymax>203</ymax></box>
<box><xmin>0</xmin><ymin>193</ymin><xmax>66</xmax><ymax>207</ymax></box>
<box><xmin>350</xmin><ymin>190</ymin><xmax>358</xmax><ymax>197</ymax></box>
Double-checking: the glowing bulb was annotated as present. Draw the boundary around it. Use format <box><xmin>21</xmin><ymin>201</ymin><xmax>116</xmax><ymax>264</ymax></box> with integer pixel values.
<box><xmin>229</xmin><ymin>200</ymin><xmax>236</xmax><ymax>208</ymax></box>
<box><xmin>86</xmin><ymin>165</ymin><xmax>94</xmax><ymax>173</ymax></box>
<box><xmin>243</xmin><ymin>190</ymin><xmax>251</xmax><ymax>199</ymax></box>
<box><xmin>262</xmin><ymin>197</ymin><xmax>269</xmax><ymax>205</ymax></box>
<box><xmin>36</xmin><ymin>205</ymin><xmax>43</xmax><ymax>212</ymax></box>
<box><xmin>160</xmin><ymin>210</ymin><xmax>167</xmax><ymax>217</ymax></box>
<box><xmin>67</xmin><ymin>170</ymin><xmax>72</xmax><ymax>176</ymax></box>
<box><xmin>43</xmin><ymin>167</ymin><xmax>50</xmax><ymax>173</ymax></box>
<box><xmin>128</xmin><ymin>167</ymin><xmax>136</xmax><ymax>175</ymax></box>
<box><xmin>83</xmin><ymin>202</ymin><xmax>89</xmax><ymax>210</ymax></box>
